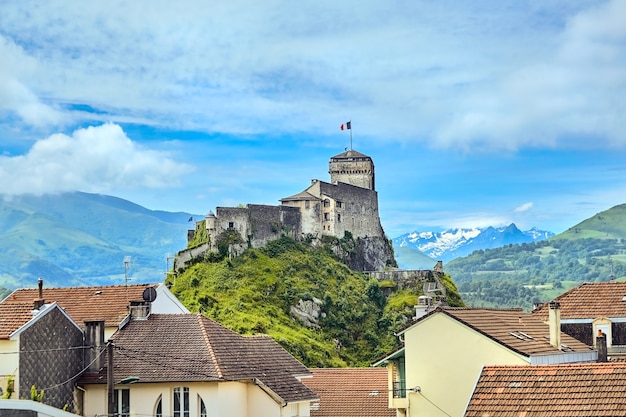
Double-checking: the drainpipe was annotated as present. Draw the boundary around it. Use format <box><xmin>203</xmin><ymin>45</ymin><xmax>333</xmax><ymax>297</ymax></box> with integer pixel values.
<box><xmin>548</xmin><ymin>301</ymin><xmax>561</xmax><ymax>350</ymax></box>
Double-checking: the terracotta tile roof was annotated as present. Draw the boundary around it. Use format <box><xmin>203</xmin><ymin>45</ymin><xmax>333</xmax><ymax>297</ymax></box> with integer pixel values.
<box><xmin>0</xmin><ymin>302</ymin><xmax>37</xmax><ymax>339</ymax></box>
<box><xmin>1</xmin><ymin>284</ymin><xmax>157</xmax><ymax>330</ymax></box>
<box><xmin>532</xmin><ymin>281</ymin><xmax>626</xmax><ymax>320</ymax></box>
<box><xmin>303</xmin><ymin>368</ymin><xmax>395</xmax><ymax>417</ymax></box>
<box><xmin>82</xmin><ymin>314</ymin><xmax>317</xmax><ymax>404</ymax></box>
<box><xmin>401</xmin><ymin>307</ymin><xmax>591</xmax><ymax>357</ymax></box>
<box><xmin>464</xmin><ymin>362</ymin><xmax>626</xmax><ymax>417</ymax></box>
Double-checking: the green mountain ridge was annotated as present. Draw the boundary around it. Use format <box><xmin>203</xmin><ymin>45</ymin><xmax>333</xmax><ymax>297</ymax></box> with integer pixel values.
<box><xmin>0</xmin><ymin>192</ymin><xmax>194</xmax><ymax>289</ymax></box>
<box><xmin>446</xmin><ymin>203</ymin><xmax>626</xmax><ymax>310</ymax></box>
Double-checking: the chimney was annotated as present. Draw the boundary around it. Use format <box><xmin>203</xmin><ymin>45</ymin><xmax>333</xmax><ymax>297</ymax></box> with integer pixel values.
<box><xmin>84</xmin><ymin>320</ymin><xmax>105</xmax><ymax>371</ymax></box>
<box><xmin>33</xmin><ymin>278</ymin><xmax>45</xmax><ymax>310</ymax></box>
<box><xmin>597</xmin><ymin>329</ymin><xmax>608</xmax><ymax>363</ymax></box>
<box><xmin>548</xmin><ymin>301</ymin><xmax>561</xmax><ymax>349</ymax></box>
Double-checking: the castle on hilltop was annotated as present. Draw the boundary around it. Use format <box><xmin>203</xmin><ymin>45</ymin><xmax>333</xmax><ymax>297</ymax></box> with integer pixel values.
<box><xmin>177</xmin><ymin>149</ymin><xmax>395</xmax><ymax>271</ymax></box>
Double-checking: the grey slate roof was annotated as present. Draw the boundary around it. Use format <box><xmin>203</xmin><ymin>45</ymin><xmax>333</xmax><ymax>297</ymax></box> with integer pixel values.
<box><xmin>329</xmin><ymin>149</ymin><xmax>371</xmax><ymax>160</ymax></box>
<box><xmin>82</xmin><ymin>314</ymin><xmax>317</xmax><ymax>404</ymax></box>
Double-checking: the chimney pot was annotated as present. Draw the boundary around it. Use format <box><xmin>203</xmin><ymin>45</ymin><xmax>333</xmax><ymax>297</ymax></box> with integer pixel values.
<box><xmin>548</xmin><ymin>300</ymin><xmax>561</xmax><ymax>349</ymax></box>
<box><xmin>33</xmin><ymin>278</ymin><xmax>45</xmax><ymax>310</ymax></box>
<box><xmin>597</xmin><ymin>332</ymin><xmax>608</xmax><ymax>362</ymax></box>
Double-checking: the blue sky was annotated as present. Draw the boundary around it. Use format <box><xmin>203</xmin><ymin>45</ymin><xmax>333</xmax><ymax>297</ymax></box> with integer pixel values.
<box><xmin>1</xmin><ymin>0</ymin><xmax>625</xmax><ymax>238</ymax></box>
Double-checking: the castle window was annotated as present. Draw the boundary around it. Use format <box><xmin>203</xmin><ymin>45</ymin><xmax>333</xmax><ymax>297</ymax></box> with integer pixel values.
<box><xmin>337</xmin><ymin>214</ymin><xmax>341</xmax><ymax>222</ymax></box>
<box><xmin>324</xmin><ymin>213</ymin><xmax>330</xmax><ymax>221</ymax></box>
<box><xmin>336</xmin><ymin>201</ymin><xmax>342</xmax><ymax>208</ymax></box>
<box><xmin>324</xmin><ymin>199</ymin><xmax>331</xmax><ymax>208</ymax></box>
<box><xmin>228</xmin><ymin>222</ymin><xmax>234</xmax><ymax>229</ymax></box>
<box><xmin>305</xmin><ymin>200</ymin><xmax>310</xmax><ymax>209</ymax></box>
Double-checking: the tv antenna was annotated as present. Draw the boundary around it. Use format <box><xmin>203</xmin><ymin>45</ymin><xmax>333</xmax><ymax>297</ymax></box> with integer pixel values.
<box><xmin>123</xmin><ymin>256</ymin><xmax>132</xmax><ymax>305</ymax></box>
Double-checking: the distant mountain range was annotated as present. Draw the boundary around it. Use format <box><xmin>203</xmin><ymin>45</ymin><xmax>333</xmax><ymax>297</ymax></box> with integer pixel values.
<box><xmin>392</xmin><ymin>224</ymin><xmax>554</xmax><ymax>268</ymax></box>
<box><xmin>0</xmin><ymin>191</ymin><xmax>556</xmax><ymax>290</ymax></box>
<box><xmin>0</xmin><ymin>192</ymin><xmax>196</xmax><ymax>289</ymax></box>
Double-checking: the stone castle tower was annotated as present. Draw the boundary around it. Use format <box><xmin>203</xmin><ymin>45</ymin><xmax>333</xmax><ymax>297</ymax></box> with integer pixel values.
<box><xmin>178</xmin><ymin>148</ymin><xmax>396</xmax><ymax>272</ymax></box>
<box><xmin>329</xmin><ymin>150</ymin><xmax>375</xmax><ymax>190</ymax></box>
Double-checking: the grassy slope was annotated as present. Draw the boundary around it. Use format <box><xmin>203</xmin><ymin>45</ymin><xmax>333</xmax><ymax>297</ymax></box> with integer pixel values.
<box><xmin>167</xmin><ymin>237</ymin><xmax>463</xmax><ymax>367</ymax></box>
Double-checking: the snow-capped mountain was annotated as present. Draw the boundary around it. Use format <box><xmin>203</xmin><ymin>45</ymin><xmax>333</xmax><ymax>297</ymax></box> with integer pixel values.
<box><xmin>392</xmin><ymin>223</ymin><xmax>554</xmax><ymax>264</ymax></box>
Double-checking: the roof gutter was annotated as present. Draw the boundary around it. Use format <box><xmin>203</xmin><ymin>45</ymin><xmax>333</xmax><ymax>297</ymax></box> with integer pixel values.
<box><xmin>241</xmin><ymin>378</ymin><xmax>287</xmax><ymax>407</ymax></box>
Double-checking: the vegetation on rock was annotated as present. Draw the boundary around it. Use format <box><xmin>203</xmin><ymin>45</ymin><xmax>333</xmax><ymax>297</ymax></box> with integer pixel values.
<box><xmin>168</xmin><ymin>236</ymin><xmax>463</xmax><ymax>367</ymax></box>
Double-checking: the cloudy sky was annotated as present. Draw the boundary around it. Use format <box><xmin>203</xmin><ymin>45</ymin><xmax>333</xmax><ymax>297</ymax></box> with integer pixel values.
<box><xmin>1</xmin><ymin>0</ymin><xmax>625</xmax><ymax>237</ymax></box>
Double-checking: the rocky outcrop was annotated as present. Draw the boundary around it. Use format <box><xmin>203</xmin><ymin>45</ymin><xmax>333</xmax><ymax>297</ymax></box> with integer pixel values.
<box><xmin>290</xmin><ymin>297</ymin><xmax>325</xmax><ymax>329</ymax></box>
<box><xmin>327</xmin><ymin>236</ymin><xmax>397</xmax><ymax>272</ymax></box>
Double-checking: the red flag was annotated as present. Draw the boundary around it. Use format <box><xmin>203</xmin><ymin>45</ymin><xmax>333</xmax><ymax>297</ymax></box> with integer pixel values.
<box><xmin>340</xmin><ymin>121</ymin><xmax>351</xmax><ymax>130</ymax></box>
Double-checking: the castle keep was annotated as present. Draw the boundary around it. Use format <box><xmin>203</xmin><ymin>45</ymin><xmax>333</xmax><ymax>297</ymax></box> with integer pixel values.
<box><xmin>178</xmin><ymin>149</ymin><xmax>394</xmax><ymax>271</ymax></box>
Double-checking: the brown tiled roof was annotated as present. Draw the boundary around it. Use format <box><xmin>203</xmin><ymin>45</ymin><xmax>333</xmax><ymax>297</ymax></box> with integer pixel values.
<box><xmin>0</xmin><ymin>302</ymin><xmax>37</xmax><ymax>339</ymax></box>
<box><xmin>532</xmin><ymin>282</ymin><xmax>626</xmax><ymax>320</ymax></box>
<box><xmin>1</xmin><ymin>284</ymin><xmax>157</xmax><ymax>330</ymax></box>
<box><xmin>464</xmin><ymin>362</ymin><xmax>626</xmax><ymax>417</ymax></box>
<box><xmin>401</xmin><ymin>307</ymin><xmax>591</xmax><ymax>357</ymax></box>
<box><xmin>303</xmin><ymin>368</ymin><xmax>395</xmax><ymax>417</ymax></box>
<box><xmin>82</xmin><ymin>314</ymin><xmax>317</xmax><ymax>404</ymax></box>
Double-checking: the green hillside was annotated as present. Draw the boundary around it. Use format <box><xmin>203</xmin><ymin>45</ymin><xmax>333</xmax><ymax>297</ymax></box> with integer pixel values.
<box><xmin>446</xmin><ymin>204</ymin><xmax>626</xmax><ymax>310</ymax></box>
<box><xmin>167</xmin><ymin>236</ymin><xmax>463</xmax><ymax>367</ymax></box>
<box><xmin>0</xmin><ymin>192</ymin><xmax>193</xmax><ymax>289</ymax></box>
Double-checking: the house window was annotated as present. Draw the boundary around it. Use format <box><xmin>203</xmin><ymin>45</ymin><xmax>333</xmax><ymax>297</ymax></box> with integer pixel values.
<box><xmin>155</xmin><ymin>395</ymin><xmax>162</xmax><ymax>417</ymax></box>
<box><xmin>174</xmin><ymin>387</ymin><xmax>190</xmax><ymax>417</ymax></box>
<box><xmin>199</xmin><ymin>395</ymin><xmax>207</xmax><ymax>417</ymax></box>
<box><xmin>114</xmin><ymin>389</ymin><xmax>130</xmax><ymax>417</ymax></box>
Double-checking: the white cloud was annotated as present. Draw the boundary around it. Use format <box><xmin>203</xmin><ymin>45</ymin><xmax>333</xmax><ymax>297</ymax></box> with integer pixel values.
<box><xmin>0</xmin><ymin>1</ymin><xmax>621</xmax><ymax>150</ymax></box>
<box><xmin>0</xmin><ymin>123</ymin><xmax>193</xmax><ymax>195</ymax></box>
<box><xmin>514</xmin><ymin>202</ymin><xmax>534</xmax><ymax>213</ymax></box>
<box><xmin>436</xmin><ymin>0</ymin><xmax>626</xmax><ymax>150</ymax></box>
<box><xmin>0</xmin><ymin>36</ymin><xmax>65</xmax><ymax>127</ymax></box>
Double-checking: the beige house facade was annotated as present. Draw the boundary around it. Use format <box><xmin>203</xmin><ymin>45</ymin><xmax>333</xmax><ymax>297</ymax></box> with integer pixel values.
<box><xmin>374</xmin><ymin>307</ymin><xmax>595</xmax><ymax>417</ymax></box>
<box><xmin>81</xmin><ymin>380</ymin><xmax>310</xmax><ymax>417</ymax></box>
<box><xmin>78</xmin><ymin>314</ymin><xmax>317</xmax><ymax>417</ymax></box>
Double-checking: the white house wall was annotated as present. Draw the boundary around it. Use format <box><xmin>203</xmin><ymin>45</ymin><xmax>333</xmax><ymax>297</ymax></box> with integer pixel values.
<box><xmin>0</xmin><ymin>339</ymin><xmax>19</xmax><ymax>398</ymax></box>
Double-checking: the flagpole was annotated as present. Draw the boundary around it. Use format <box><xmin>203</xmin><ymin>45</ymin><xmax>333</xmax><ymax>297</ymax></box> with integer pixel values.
<box><xmin>350</xmin><ymin>120</ymin><xmax>353</xmax><ymax>150</ymax></box>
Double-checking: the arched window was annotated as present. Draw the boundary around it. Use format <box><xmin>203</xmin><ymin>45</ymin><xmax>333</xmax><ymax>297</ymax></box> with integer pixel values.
<box><xmin>198</xmin><ymin>395</ymin><xmax>207</xmax><ymax>417</ymax></box>
<box><xmin>154</xmin><ymin>395</ymin><xmax>162</xmax><ymax>417</ymax></box>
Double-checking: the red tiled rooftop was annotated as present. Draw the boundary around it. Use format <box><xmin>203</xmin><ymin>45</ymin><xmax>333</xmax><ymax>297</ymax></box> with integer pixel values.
<box><xmin>465</xmin><ymin>362</ymin><xmax>626</xmax><ymax>417</ymax></box>
<box><xmin>1</xmin><ymin>284</ymin><xmax>157</xmax><ymax>330</ymax></box>
<box><xmin>532</xmin><ymin>281</ymin><xmax>626</xmax><ymax>320</ymax></box>
<box><xmin>0</xmin><ymin>302</ymin><xmax>36</xmax><ymax>339</ymax></box>
<box><xmin>303</xmin><ymin>368</ymin><xmax>395</xmax><ymax>417</ymax></box>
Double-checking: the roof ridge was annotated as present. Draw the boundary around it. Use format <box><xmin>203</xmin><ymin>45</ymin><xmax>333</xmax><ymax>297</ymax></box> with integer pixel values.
<box><xmin>197</xmin><ymin>314</ymin><xmax>223</xmax><ymax>379</ymax></box>
<box><xmin>13</xmin><ymin>283</ymin><xmax>158</xmax><ymax>291</ymax></box>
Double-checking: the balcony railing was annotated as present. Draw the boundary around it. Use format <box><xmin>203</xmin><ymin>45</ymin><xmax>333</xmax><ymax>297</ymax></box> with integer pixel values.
<box><xmin>393</xmin><ymin>380</ymin><xmax>406</xmax><ymax>398</ymax></box>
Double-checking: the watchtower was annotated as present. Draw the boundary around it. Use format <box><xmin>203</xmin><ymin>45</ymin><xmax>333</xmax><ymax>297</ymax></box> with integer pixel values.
<box><xmin>328</xmin><ymin>150</ymin><xmax>375</xmax><ymax>191</ymax></box>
